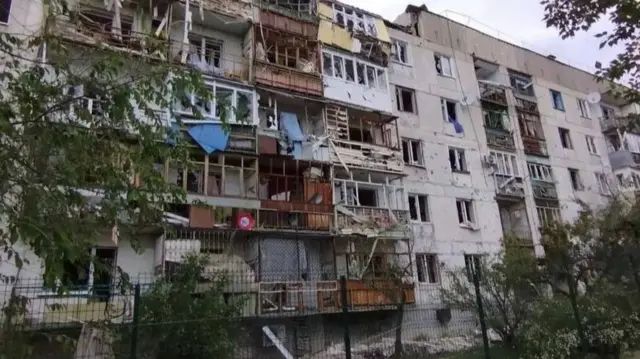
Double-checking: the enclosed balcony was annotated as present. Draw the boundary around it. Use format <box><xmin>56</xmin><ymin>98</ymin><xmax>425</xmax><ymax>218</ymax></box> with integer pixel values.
<box><xmin>257</xmin><ymin>6</ymin><xmax>319</xmax><ymax>37</ymax></box>
<box><xmin>498</xmin><ymin>200</ymin><xmax>533</xmax><ymax>247</ymax></box>
<box><xmin>514</xmin><ymin>97</ymin><xmax>539</xmax><ymax>114</ymax></box>
<box><xmin>333</xmin><ymin>175</ymin><xmax>409</xmax><ymax>239</ymax></box>
<box><xmin>479</xmin><ymin>81</ymin><xmax>508</xmax><ymax>107</ymax></box>
<box><xmin>254</xmin><ymin>27</ymin><xmax>323</xmax><ymax>96</ymax></box>
<box><xmin>509</xmin><ymin>70</ymin><xmax>536</xmax><ymax>99</ymax></box>
<box><xmin>518</xmin><ymin>112</ymin><xmax>548</xmax><ymax>157</ymax></box>
<box><xmin>484</xmin><ymin>107</ymin><xmax>515</xmax><ymax>152</ymax></box>
<box><xmin>257</xmin><ymin>158</ymin><xmax>332</xmax><ymax>232</ymax></box>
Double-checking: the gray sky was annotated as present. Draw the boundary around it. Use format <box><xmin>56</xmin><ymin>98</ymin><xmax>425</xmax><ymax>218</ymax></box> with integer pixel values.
<box><xmin>341</xmin><ymin>0</ymin><xmax>619</xmax><ymax>73</ymax></box>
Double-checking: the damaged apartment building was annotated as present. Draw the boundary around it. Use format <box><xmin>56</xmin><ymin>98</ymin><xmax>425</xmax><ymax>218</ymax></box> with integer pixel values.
<box><xmin>0</xmin><ymin>0</ymin><xmax>416</xmax><ymax>357</ymax></box>
<box><xmin>0</xmin><ymin>0</ymin><xmax>631</xmax><ymax>355</ymax></box>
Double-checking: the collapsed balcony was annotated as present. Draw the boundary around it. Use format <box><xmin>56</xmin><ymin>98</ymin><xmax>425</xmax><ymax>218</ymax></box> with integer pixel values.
<box><xmin>254</xmin><ymin>27</ymin><xmax>322</xmax><ymax>96</ymax></box>
<box><xmin>257</xmin><ymin>158</ymin><xmax>333</xmax><ymax>232</ymax></box>
<box><xmin>334</xmin><ymin>238</ymin><xmax>415</xmax><ymax>308</ymax></box>
<box><xmin>163</xmin><ymin>230</ymin><xmax>340</xmax><ymax>316</ymax></box>
<box><xmin>327</xmin><ymin>105</ymin><xmax>403</xmax><ymax>174</ymax></box>
<box><xmin>333</xmin><ymin>174</ymin><xmax>409</xmax><ymax>239</ymax></box>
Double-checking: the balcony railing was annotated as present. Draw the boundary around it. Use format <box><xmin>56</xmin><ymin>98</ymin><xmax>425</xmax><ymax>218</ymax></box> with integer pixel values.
<box><xmin>257</xmin><ymin>9</ymin><xmax>319</xmax><ymax>37</ymax></box>
<box><xmin>495</xmin><ymin>176</ymin><xmax>525</xmax><ymax>199</ymax></box>
<box><xmin>483</xmin><ymin>110</ymin><xmax>509</xmax><ymax>132</ymax></box>
<box><xmin>485</xmin><ymin>129</ymin><xmax>515</xmax><ymax>152</ymax></box>
<box><xmin>336</xmin><ymin>205</ymin><xmax>409</xmax><ymax>238</ymax></box>
<box><xmin>341</xmin><ymin>280</ymin><xmax>415</xmax><ymax>307</ymax></box>
<box><xmin>479</xmin><ymin>81</ymin><xmax>508</xmax><ymax>107</ymax></box>
<box><xmin>600</xmin><ymin>115</ymin><xmax>631</xmax><ymax>132</ymax></box>
<box><xmin>330</xmin><ymin>139</ymin><xmax>404</xmax><ymax>174</ymax></box>
<box><xmin>257</xmin><ymin>209</ymin><xmax>332</xmax><ymax>231</ymax></box>
<box><xmin>254</xmin><ymin>61</ymin><xmax>323</xmax><ymax>96</ymax></box>
<box><xmin>522</xmin><ymin>136</ymin><xmax>549</xmax><ymax>157</ymax></box>
<box><xmin>175</xmin><ymin>42</ymin><xmax>251</xmax><ymax>83</ymax></box>
<box><xmin>503</xmin><ymin>228</ymin><xmax>533</xmax><ymax>246</ymax></box>
<box><xmin>531</xmin><ymin>180</ymin><xmax>558</xmax><ymax>200</ymax></box>
<box><xmin>514</xmin><ymin>97</ymin><xmax>539</xmax><ymax>114</ymax></box>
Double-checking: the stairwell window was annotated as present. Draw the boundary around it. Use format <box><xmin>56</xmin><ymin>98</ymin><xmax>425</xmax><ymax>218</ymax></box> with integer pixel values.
<box><xmin>449</xmin><ymin>147</ymin><xmax>467</xmax><ymax>173</ymax></box>
<box><xmin>408</xmin><ymin>194</ymin><xmax>430</xmax><ymax>222</ymax></box>
<box><xmin>396</xmin><ymin>86</ymin><xmax>416</xmax><ymax>113</ymax></box>
<box><xmin>0</xmin><ymin>0</ymin><xmax>11</xmax><ymax>24</ymax></box>
<box><xmin>550</xmin><ymin>90</ymin><xmax>565</xmax><ymax>111</ymax></box>
<box><xmin>568</xmin><ymin>168</ymin><xmax>583</xmax><ymax>191</ymax></box>
<box><xmin>391</xmin><ymin>39</ymin><xmax>409</xmax><ymax>64</ymax></box>
<box><xmin>577</xmin><ymin>99</ymin><xmax>590</xmax><ymax>118</ymax></box>
<box><xmin>434</xmin><ymin>54</ymin><xmax>453</xmax><ymax>77</ymax></box>
<box><xmin>456</xmin><ymin>199</ymin><xmax>475</xmax><ymax>225</ymax></box>
<box><xmin>585</xmin><ymin>135</ymin><xmax>598</xmax><ymax>155</ymax></box>
<box><xmin>402</xmin><ymin>138</ymin><xmax>423</xmax><ymax>166</ymax></box>
<box><xmin>416</xmin><ymin>254</ymin><xmax>439</xmax><ymax>284</ymax></box>
<box><xmin>558</xmin><ymin>127</ymin><xmax>573</xmax><ymax>149</ymax></box>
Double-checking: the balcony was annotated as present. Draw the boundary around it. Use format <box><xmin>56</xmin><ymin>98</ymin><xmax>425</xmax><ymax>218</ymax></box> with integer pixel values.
<box><xmin>600</xmin><ymin>115</ymin><xmax>630</xmax><ymax>132</ymax></box>
<box><xmin>254</xmin><ymin>26</ymin><xmax>322</xmax><ymax>96</ymax></box>
<box><xmin>531</xmin><ymin>180</ymin><xmax>558</xmax><ymax>200</ymax></box>
<box><xmin>257</xmin><ymin>8</ymin><xmax>318</xmax><ymax>37</ymax></box>
<box><xmin>180</xmin><ymin>48</ymin><xmax>251</xmax><ymax>83</ymax></box>
<box><xmin>486</xmin><ymin>130</ymin><xmax>516</xmax><ymax>152</ymax></box>
<box><xmin>609</xmin><ymin>150</ymin><xmax>640</xmax><ymax>171</ymax></box>
<box><xmin>336</xmin><ymin>206</ymin><xmax>410</xmax><ymax>239</ymax></box>
<box><xmin>494</xmin><ymin>175</ymin><xmax>525</xmax><ymax>199</ymax></box>
<box><xmin>479</xmin><ymin>81</ymin><xmax>508</xmax><ymax>107</ymax></box>
<box><xmin>522</xmin><ymin>136</ymin><xmax>549</xmax><ymax>157</ymax></box>
<box><xmin>514</xmin><ymin>97</ymin><xmax>539</xmax><ymax>114</ymax></box>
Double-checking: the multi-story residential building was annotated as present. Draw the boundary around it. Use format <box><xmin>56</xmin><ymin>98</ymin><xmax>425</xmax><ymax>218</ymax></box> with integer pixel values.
<box><xmin>0</xmin><ymin>0</ymin><xmax>635</xmax><ymax>355</ymax></box>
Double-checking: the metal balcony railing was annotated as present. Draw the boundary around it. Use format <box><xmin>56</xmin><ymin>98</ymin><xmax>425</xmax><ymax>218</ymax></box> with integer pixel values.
<box><xmin>479</xmin><ymin>81</ymin><xmax>508</xmax><ymax>107</ymax></box>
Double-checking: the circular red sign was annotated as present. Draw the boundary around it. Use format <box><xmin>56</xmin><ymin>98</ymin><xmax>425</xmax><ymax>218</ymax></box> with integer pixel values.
<box><xmin>236</xmin><ymin>212</ymin><xmax>255</xmax><ymax>230</ymax></box>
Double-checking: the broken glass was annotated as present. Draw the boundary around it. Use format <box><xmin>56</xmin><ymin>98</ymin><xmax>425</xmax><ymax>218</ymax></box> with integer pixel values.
<box><xmin>366</xmin><ymin>65</ymin><xmax>376</xmax><ymax>88</ymax></box>
<box><xmin>333</xmin><ymin>56</ymin><xmax>344</xmax><ymax>79</ymax></box>
<box><xmin>344</xmin><ymin>58</ymin><xmax>355</xmax><ymax>82</ymax></box>
<box><xmin>322</xmin><ymin>52</ymin><xmax>333</xmax><ymax>76</ymax></box>
<box><xmin>356</xmin><ymin>62</ymin><xmax>365</xmax><ymax>85</ymax></box>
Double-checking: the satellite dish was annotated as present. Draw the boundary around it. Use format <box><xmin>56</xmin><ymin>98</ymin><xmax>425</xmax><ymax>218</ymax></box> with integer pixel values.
<box><xmin>587</xmin><ymin>92</ymin><xmax>601</xmax><ymax>104</ymax></box>
<box><xmin>460</xmin><ymin>94</ymin><xmax>476</xmax><ymax>106</ymax></box>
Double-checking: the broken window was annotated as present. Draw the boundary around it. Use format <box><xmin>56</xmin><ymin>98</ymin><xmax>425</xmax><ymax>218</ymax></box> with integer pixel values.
<box><xmin>349</xmin><ymin>127</ymin><xmax>373</xmax><ymax>144</ymax></box>
<box><xmin>395</xmin><ymin>86</ymin><xmax>416</xmax><ymax>113</ymax></box>
<box><xmin>416</xmin><ymin>253</ymin><xmax>438</xmax><ymax>283</ymax></box>
<box><xmin>333</xmin><ymin>55</ymin><xmax>344</xmax><ymax>79</ymax></box>
<box><xmin>332</xmin><ymin>3</ymin><xmax>377</xmax><ymax>37</ymax></box>
<box><xmin>518</xmin><ymin>112</ymin><xmax>541</xmax><ymax>138</ymax></box>
<box><xmin>456</xmin><ymin>199</ymin><xmax>475</xmax><ymax>225</ymax></box>
<box><xmin>402</xmin><ymin>138</ymin><xmax>423</xmax><ymax>166</ymax></box>
<box><xmin>408</xmin><ymin>194</ymin><xmax>429</xmax><ymax>222</ymax></box>
<box><xmin>595</xmin><ymin>172</ymin><xmax>610</xmax><ymax>194</ymax></box>
<box><xmin>550</xmin><ymin>90</ymin><xmax>564</xmax><ymax>111</ymax></box>
<box><xmin>0</xmin><ymin>0</ymin><xmax>11</xmax><ymax>24</ymax></box>
<box><xmin>176</xmin><ymin>81</ymin><xmax>253</xmax><ymax>124</ymax></box>
<box><xmin>441</xmin><ymin>99</ymin><xmax>457</xmax><ymax>122</ymax></box>
<box><xmin>528</xmin><ymin>162</ymin><xmax>553</xmax><ymax>182</ymax></box>
<box><xmin>323</xmin><ymin>52</ymin><xmax>333</xmax><ymax>76</ymax></box>
<box><xmin>490</xmin><ymin>151</ymin><xmax>519</xmax><ymax>177</ymax></box>
<box><xmin>449</xmin><ymin>148</ymin><xmax>467</xmax><ymax>173</ymax></box>
<box><xmin>558</xmin><ymin>127</ymin><xmax>573</xmax><ymax>149</ymax></box>
<box><xmin>434</xmin><ymin>54</ymin><xmax>453</xmax><ymax>77</ymax></box>
<box><xmin>391</xmin><ymin>39</ymin><xmax>408</xmax><ymax>64</ymax></box>
<box><xmin>601</xmin><ymin>105</ymin><xmax>616</xmax><ymax>121</ymax></box>
<box><xmin>585</xmin><ymin>135</ymin><xmax>598</xmax><ymax>155</ymax></box>
<box><xmin>577</xmin><ymin>99</ymin><xmax>590</xmax><ymax>118</ymax></box>
<box><xmin>344</xmin><ymin>58</ymin><xmax>355</xmax><ymax>82</ymax></box>
<box><xmin>357</xmin><ymin>188</ymin><xmax>377</xmax><ymax>207</ymax></box>
<box><xmin>356</xmin><ymin>62</ymin><xmax>365</xmax><ymax>85</ymax></box>
<box><xmin>377</xmin><ymin>69</ymin><xmax>386</xmax><ymax>90</ymax></box>
<box><xmin>568</xmin><ymin>168</ymin><xmax>583</xmax><ymax>191</ymax></box>
<box><xmin>464</xmin><ymin>254</ymin><xmax>482</xmax><ymax>281</ymax></box>
<box><xmin>366</xmin><ymin>65</ymin><xmax>376</xmax><ymax>89</ymax></box>
<box><xmin>509</xmin><ymin>70</ymin><xmax>534</xmax><ymax>97</ymax></box>
<box><xmin>189</xmin><ymin>35</ymin><xmax>223</xmax><ymax>68</ymax></box>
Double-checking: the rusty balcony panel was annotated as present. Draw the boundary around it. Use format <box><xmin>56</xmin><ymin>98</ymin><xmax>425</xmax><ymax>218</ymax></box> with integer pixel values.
<box><xmin>495</xmin><ymin>175</ymin><xmax>525</xmax><ymax>199</ymax></box>
<box><xmin>254</xmin><ymin>61</ymin><xmax>323</xmax><ymax>96</ymax></box>
<box><xmin>522</xmin><ymin>136</ymin><xmax>549</xmax><ymax>157</ymax></box>
<box><xmin>532</xmin><ymin>180</ymin><xmax>558</xmax><ymax>200</ymax></box>
<box><xmin>258</xmin><ymin>9</ymin><xmax>319</xmax><ymax>37</ymax></box>
<box><xmin>485</xmin><ymin>129</ymin><xmax>516</xmax><ymax>152</ymax></box>
<box><xmin>514</xmin><ymin>97</ymin><xmax>539</xmax><ymax>114</ymax></box>
<box><xmin>479</xmin><ymin>81</ymin><xmax>508</xmax><ymax>107</ymax></box>
<box><xmin>258</xmin><ymin>280</ymin><xmax>339</xmax><ymax>315</ymax></box>
<box><xmin>339</xmin><ymin>280</ymin><xmax>415</xmax><ymax>307</ymax></box>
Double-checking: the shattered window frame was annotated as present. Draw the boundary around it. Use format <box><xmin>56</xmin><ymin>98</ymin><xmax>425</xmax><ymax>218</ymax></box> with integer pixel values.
<box><xmin>391</xmin><ymin>39</ymin><xmax>409</xmax><ymax>64</ymax></box>
<box><xmin>577</xmin><ymin>98</ymin><xmax>590</xmax><ymax>118</ymax></box>
<box><xmin>528</xmin><ymin>162</ymin><xmax>553</xmax><ymax>182</ymax></box>
<box><xmin>401</xmin><ymin>138</ymin><xmax>423</xmax><ymax>166</ymax></box>
<box><xmin>568</xmin><ymin>168</ymin><xmax>583</xmax><ymax>191</ymax></box>
<box><xmin>558</xmin><ymin>127</ymin><xmax>573</xmax><ymax>149</ymax></box>
<box><xmin>416</xmin><ymin>253</ymin><xmax>439</xmax><ymax>283</ymax></box>
<box><xmin>395</xmin><ymin>86</ymin><xmax>416</xmax><ymax>113</ymax></box>
<box><xmin>595</xmin><ymin>172</ymin><xmax>610</xmax><ymax>195</ymax></box>
<box><xmin>449</xmin><ymin>147</ymin><xmax>467</xmax><ymax>173</ymax></box>
<box><xmin>175</xmin><ymin>81</ymin><xmax>254</xmax><ymax>124</ymax></box>
<box><xmin>332</xmin><ymin>3</ymin><xmax>378</xmax><ymax>37</ymax></box>
<box><xmin>408</xmin><ymin>194</ymin><xmax>430</xmax><ymax>222</ymax></box>
<box><xmin>434</xmin><ymin>54</ymin><xmax>453</xmax><ymax>77</ymax></box>
<box><xmin>490</xmin><ymin>151</ymin><xmax>519</xmax><ymax>177</ymax></box>
<box><xmin>456</xmin><ymin>199</ymin><xmax>475</xmax><ymax>225</ymax></box>
<box><xmin>537</xmin><ymin>206</ymin><xmax>561</xmax><ymax>226</ymax></box>
<box><xmin>585</xmin><ymin>135</ymin><xmax>598</xmax><ymax>155</ymax></box>
<box><xmin>322</xmin><ymin>50</ymin><xmax>388</xmax><ymax>92</ymax></box>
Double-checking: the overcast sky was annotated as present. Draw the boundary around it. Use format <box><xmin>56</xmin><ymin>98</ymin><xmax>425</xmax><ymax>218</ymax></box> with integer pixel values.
<box><xmin>341</xmin><ymin>0</ymin><xmax>619</xmax><ymax>74</ymax></box>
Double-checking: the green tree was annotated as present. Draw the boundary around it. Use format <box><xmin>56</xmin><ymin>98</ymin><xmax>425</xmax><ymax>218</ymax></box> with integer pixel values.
<box><xmin>129</xmin><ymin>254</ymin><xmax>243</xmax><ymax>359</ymax></box>
<box><xmin>540</xmin><ymin>0</ymin><xmax>640</xmax><ymax>105</ymax></box>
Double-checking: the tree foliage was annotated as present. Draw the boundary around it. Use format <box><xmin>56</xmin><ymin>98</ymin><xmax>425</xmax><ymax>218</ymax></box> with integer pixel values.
<box><xmin>540</xmin><ymin>0</ymin><xmax>640</xmax><ymax>104</ymax></box>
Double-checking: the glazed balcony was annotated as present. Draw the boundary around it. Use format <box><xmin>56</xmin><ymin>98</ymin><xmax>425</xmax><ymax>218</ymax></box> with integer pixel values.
<box><xmin>479</xmin><ymin>81</ymin><xmax>508</xmax><ymax>107</ymax></box>
<box><xmin>522</xmin><ymin>136</ymin><xmax>549</xmax><ymax>157</ymax></box>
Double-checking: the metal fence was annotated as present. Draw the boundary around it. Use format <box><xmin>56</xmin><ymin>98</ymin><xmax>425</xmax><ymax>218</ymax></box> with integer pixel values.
<box><xmin>0</xmin><ymin>269</ymin><xmax>492</xmax><ymax>359</ymax></box>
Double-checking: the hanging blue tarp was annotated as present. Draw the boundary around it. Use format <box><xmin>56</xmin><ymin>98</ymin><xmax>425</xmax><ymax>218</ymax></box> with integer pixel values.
<box><xmin>187</xmin><ymin>124</ymin><xmax>229</xmax><ymax>154</ymax></box>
